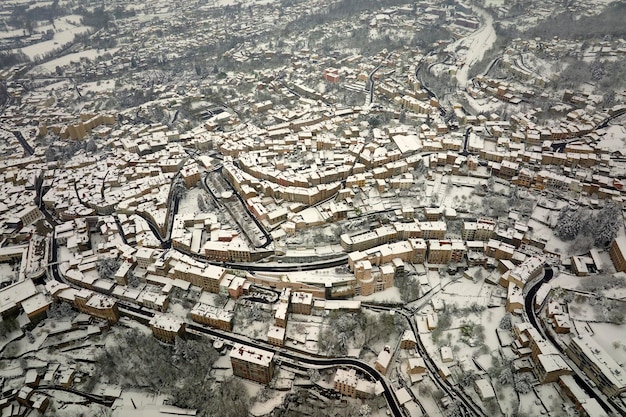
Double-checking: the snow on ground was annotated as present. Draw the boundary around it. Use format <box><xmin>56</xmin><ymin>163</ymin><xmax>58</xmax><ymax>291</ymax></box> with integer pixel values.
<box><xmin>31</xmin><ymin>47</ymin><xmax>120</xmax><ymax>73</ymax></box>
<box><xmin>228</xmin><ymin>379</ymin><xmax>262</xmax><ymax>408</ymax></box>
<box><xmin>439</xmin><ymin>277</ymin><xmax>492</xmax><ymax>308</ymax></box>
<box><xmin>409</xmin><ymin>377</ymin><xmax>445</xmax><ymax>417</ymax></box>
<box><xmin>39</xmin><ymin>392</ymin><xmax>91</xmax><ymax>416</ymax></box>
<box><xmin>550</xmin><ymin>271</ymin><xmax>582</xmax><ymax>291</ymax></box>
<box><xmin>354</xmin><ymin>286</ymin><xmax>402</xmax><ymax>303</ymax></box>
<box><xmin>177</xmin><ymin>186</ymin><xmax>205</xmax><ymax>216</ymax></box>
<box><xmin>0</xmin><ymin>28</ymin><xmax>26</xmax><ymax>39</ymax></box>
<box><xmin>462</xmin><ymin>94</ymin><xmax>504</xmax><ymax>115</ymax></box>
<box><xmin>568</xmin><ymin>300</ymin><xmax>598</xmax><ymax>322</ymax></box>
<box><xmin>537</xmin><ymin>383</ymin><xmax>577</xmax><ymax>415</ymax></box>
<box><xmin>0</xmin><ymin>264</ymin><xmax>17</xmax><ymax>284</ymax></box>
<box><xmin>250</xmin><ymin>390</ymin><xmax>288</xmax><ymax>416</ymax></box>
<box><xmin>78</xmin><ymin>79</ymin><xmax>116</xmax><ymax>94</ymax></box>
<box><xmin>447</xmin><ymin>7</ymin><xmax>497</xmax><ymax>89</ymax></box>
<box><xmin>517</xmin><ymin>391</ymin><xmax>546</xmax><ymax>416</ymax></box>
<box><xmin>16</xmin><ymin>18</ymin><xmax>92</xmax><ymax>60</ymax></box>
<box><xmin>598</xmin><ymin>124</ymin><xmax>626</xmax><ymax>151</ymax></box>
<box><xmin>165</xmin><ymin>299</ymin><xmax>191</xmax><ymax>322</ymax></box>
<box><xmin>588</xmin><ymin>322</ymin><xmax>626</xmax><ymax>367</ymax></box>
<box><xmin>496</xmin><ymin>385</ymin><xmax>518</xmax><ymax>416</ymax></box>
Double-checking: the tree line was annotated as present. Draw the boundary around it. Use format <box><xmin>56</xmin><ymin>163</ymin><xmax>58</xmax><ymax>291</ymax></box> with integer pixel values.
<box><xmin>92</xmin><ymin>329</ymin><xmax>249</xmax><ymax>416</ymax></box>
<box><xmin>554</xmin><ymin>203</ymin><xmax>621</xmax><ymax>252</ymax></box>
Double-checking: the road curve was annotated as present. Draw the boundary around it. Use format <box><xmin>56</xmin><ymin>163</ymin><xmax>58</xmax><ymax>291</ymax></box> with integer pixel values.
<box><xmin>117</xmin><ymin>304</ymin><xmax>404</xmax><ymax>417</ymax></box>
<box><xmin>524</xmin><ymin>266</ymin><xmax>623</xmax><ymax>416</ymax></box>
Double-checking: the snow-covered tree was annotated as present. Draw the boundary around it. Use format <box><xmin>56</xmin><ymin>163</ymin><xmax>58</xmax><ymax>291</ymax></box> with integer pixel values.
<box><xmin>554</xmin><ymin>205</ymin><xmax>583</xmax><ymax>241</ymax></box>
<box><xmin>307</xmin><ymin>369</ymin><xmax>321</xmax><ymax>382</ymax></box>
<box><xmin>589</xmin><ymin>203</ymin><xmax>621</xmax><ymax>247</ymax></box>
<box><xmin>513</xmin><ymin>372</ymin><xmax>534</xmax><ymax>394</ymax></box>
<box><xmin>358</xmin><ymin>404</ymin><xmax>372</xmax><ymax>417</ymax></box>
<box><xmin>47</xmin><ymin>301</ymin><xmax>77</xmax><ymax>319</ymax></box>
<box><xmin>498</xmin><ymin>313</ymin><xmax>512</xmax><ymax>331</ymax></box>
<box><xmin>97</xmin><ymin>257</ymin><xmax>121</xmax><ymax>280</ymax></box>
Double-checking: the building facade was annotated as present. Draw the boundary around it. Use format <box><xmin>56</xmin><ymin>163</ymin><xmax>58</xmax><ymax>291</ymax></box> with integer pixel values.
<box><xmin>230</xmin><ymin>343</ymin><xmax>274</xmax><ymax>385</ymax></box>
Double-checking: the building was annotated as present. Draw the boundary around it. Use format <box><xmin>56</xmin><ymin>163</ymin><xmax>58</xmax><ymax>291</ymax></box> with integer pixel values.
<box><xmin>400</xmin><ymin>330</ymin><xmax>417</xmax><ymax>349</ymax></box>
<box><xmin>333</xmin><ymin>368</ymin><xmax>380</xmax><ymax>399</ymax></box>
<box><xmin>609</xmin><ymin>238</ymin><xmax>626</xmax><ymax>273</ymax></box>
<box><xmin>505</xmin><ymin>282</ymin><xmax>523</xmax><ymax>313</ymax></box>
<box><xmin>149</xmin><ymin>315</ymin><xmax>186</xmax><ymax>343</ymax></box>
<box><xmin>462</xmin><ymin>219</ymin><xmax>495</xmax><ymax>241</ymax></box>
<box><xmin>189</xmin><ymin>302</ymin><xmax>233</xmax><ymax>331</ymax></box>
<box><xmin>324</xmin><ymin>67</ymin><xmax>340</xmax><ymax>83</ymax></box>
<box><xmin>274</xmin><ymin>302</ymin><xmax>288</xmax><ymax>327</ymax></box>
<box><xmin>180</xmin><ymin>162</ymin><xmax>200</xmax><ymax>188</ymax></box>
<box><xmin>440</xmin><ymin>346</ymin><xmax>454</xmax><ymax>363</ymax></box>
<box><xmin>230</xmin><ymin>343</ymin><xmax>274</xmax><ymax>385</ymax></box>
<box><xmin>428</xmin><ymin>239</ymin><xmax>466</xmax><ymax>264</ymax></box>
<box><xmin>172</xmin><ymin>262</ymin><xmax>226</xmax><ymax>293</ymax></box>
<box><xmin>507</xmin><ymin>256</ymin><xmax>544</xmax><ymax>288</ymax></box>
<box><xmin>375</xmin><ymin>346</ymin><xmax>392</xmax><ymax>375</ymax></box>
<box><xmin>291</xmin><ymin>291</ymin><xmax>313</xmax><ymax>315</ymax></box>
<box><xmin>333</xmin><ymin>368</ymin><xmax>357</xmax><ymax>398</ymax></box>
<box><xmin>267</xmin><ymin>325</ymin><xmax>285</xmax><ymax>347</ymax></box>
<box><xmin>473</xmin><ymin>379</ymin><xmax>496</xmax><ymax>400</ymax></box>
<box><xmin>407</xmin><ymin>357</ymin><xmax>426</xmax><ymax>375</ymax></box>
<box><xmin>535</xmin><ymin>353</ymin><xmax>571</xmax><ymax>384</ymax></box>
<box><xmin>2</xmin><ymin>285</ymin><xmax>50</xmax><ymax>325</ymax></box>
<box><xmin>567</xmin><ymin>334</ymin><xmax>626</xmax><ymax>397</ymax></box>
<box><xmin>75</xmin><ymin>291</ymin><xmax>119</xmax><ymax>324</ymax></box>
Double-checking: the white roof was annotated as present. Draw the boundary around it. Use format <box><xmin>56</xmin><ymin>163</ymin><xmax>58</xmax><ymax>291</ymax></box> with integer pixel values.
<box><xmin>230</xmin><ymin>343</ymin><xmax>273</xmax><ymax>367</ymax></box>
<box><xmin>395</xmin><ymin>387</ymin><xmax>412</xmax><ymax>405</ymax></box>
<box><xmin>376</xmin><ymin>347</ymin><xmax>392</xmax><ymax>368</ymax></box>
<box><xmin>267</xmin><ymin>325</ymin><xmax>285</xmax><ymax>340</ymax></box>
<box><xmin>0</xmin><ymin>279</ymin><xmax>38</xmax><ymax>314</ymax></box>
<box><xmin>570</xmin><ymin>334</ymin><xmax>626</xmax><ymax>390</ymax></box>
<box><xmin>21</xmin><ymin>293</ymin><xmax>51</xmax><ymax>315</ymax></box>
<box><xmin>149</xmin><ymin>314</ymin><xmax>183</xmax><ymax>332</ymax></box>
<box><xmin>474</xmin><ymin>379</ymin><xmax>495</xmax><ymax>399</ymax></box>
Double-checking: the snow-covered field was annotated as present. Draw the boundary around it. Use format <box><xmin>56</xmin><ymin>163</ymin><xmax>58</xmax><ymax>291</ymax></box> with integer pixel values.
<box><xmin>598</xmin><ymin>124</ymin><xmax>626</xmax><ymax>151</ymax></box>
<box><xmin>31</xmin><ymin>47</ymin><xmax>119</xmax><ymax>73</ymax></box>
<box><xmin>12</xmin><ymin>16</ymin><xmax>91</xmax><ymax>60</ymax></box>
<box><xmin>448</xmin><ymin>7</ymin><xmax>497</xmax><ymax>89</ymax></box>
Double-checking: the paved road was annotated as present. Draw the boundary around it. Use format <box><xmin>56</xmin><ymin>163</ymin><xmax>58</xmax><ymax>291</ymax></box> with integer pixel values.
<box><xmin>364</xmin><ymin>304</ymin><xmax>486</xmax><ymax>417</ymax></box>
<box><xmin>366</xmin><ymin>52</ymin><xmax>392</xmax><ymax>105</ymax></box>
<box><xmin>12</xmin><ymin>129</ymin><xmax>34</xmax><ymax>155</ymax></box>
<box><xmin>524</xmin><ymin>266</ymin><xmax>623</xmax><ymax>416</ymax></box>
<box><xmin>118</xmin><ymin>304</ymin><xmax>404</xmax><ymax>417</ymax></box>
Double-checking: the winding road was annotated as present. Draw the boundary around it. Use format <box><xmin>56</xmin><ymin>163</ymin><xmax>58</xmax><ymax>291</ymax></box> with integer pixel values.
<box><xmin>116</xmin><ymin>303</ymin><xmax>405</xmax><ymax>417</ymax></box>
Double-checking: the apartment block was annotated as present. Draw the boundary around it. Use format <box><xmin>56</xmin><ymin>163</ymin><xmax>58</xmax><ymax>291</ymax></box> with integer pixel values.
<box><xmin>567</xmin><ymin>334</ymin><xmax>626</xmax><ymax>397</ymax></box>
<box><xmin>149</xmin><ymin>315</ymin><xmax>185</xmax><ymax>343</ymax></box>
<box><xmin>230</xmin><ymin>343</ymin><xmax>274</xmax><ymax>385</ymax></box>
<box><xmin>428</xmin><ymin>240</ymin><xmax>466</xmax><ymax>264</ymax></box>
<box><xmin>190</xmin><ymin>302</ymin><xmax>234</xmax><ymax>331</ymax></box>
<box><xmin>267</xmin><ymin>325</ymin><xmax>285</xmax><ymax>347</ymax></box>
<box><xmin>291</xmin><ymin>291</ymin><xmax>313</xmax><ymax>315</ymax></box>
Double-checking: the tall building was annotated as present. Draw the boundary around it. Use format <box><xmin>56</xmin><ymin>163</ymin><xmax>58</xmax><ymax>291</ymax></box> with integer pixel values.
<box><xmin>230</xmin><ymin>343</ymin><xmax>274</xmax><ymax>385</ymax></box>
<box><xmin>291</xmin><ymin>292</ymin><xmax>313</xmax><ymax>315</ymax></box>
